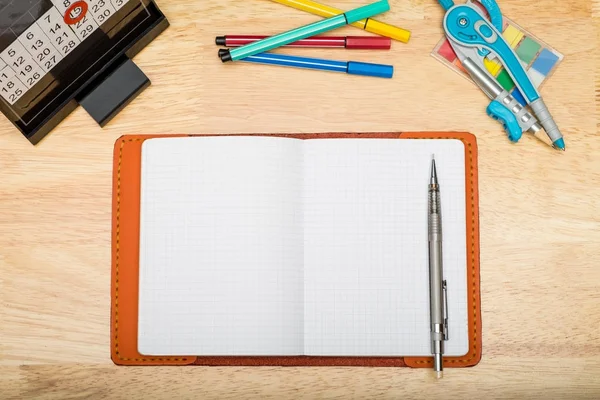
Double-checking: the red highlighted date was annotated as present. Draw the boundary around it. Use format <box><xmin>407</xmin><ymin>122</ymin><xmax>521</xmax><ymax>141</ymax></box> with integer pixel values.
<box><xmin>64</xmin><ymin>1</ymin><xmax>89</xmax><ymax>25</ymax></box>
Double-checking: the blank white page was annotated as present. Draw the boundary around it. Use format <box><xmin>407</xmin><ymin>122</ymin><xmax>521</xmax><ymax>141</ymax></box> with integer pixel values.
<box><xmin>137</xmin><ymin>136</ymin><xmax>304</xmax><ymax>356</ymax></box>
<box><xmin>303</xmin><ymin>138</ymin><xmax>469</xmax><ymax>357</ymax></box>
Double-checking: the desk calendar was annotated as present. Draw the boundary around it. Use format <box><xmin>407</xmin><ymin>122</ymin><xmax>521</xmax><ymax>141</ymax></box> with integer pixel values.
<box><xmin>0</xmin><ymin>0</ymin><xmax>168</xmax><ymax>144</ymax></box>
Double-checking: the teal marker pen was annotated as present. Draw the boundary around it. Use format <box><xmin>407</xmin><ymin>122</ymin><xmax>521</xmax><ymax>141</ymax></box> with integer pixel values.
<box><xmin>219</xmin><ymin>0</ymin><xmax>390</xmax><ymax>62</ymax></box>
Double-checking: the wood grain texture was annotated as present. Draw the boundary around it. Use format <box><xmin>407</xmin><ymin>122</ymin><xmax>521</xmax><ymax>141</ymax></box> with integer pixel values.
<box><xmin>1</xmin><ymin>0</ymin><xmax>599</xmax><ymax>398</ymax></box>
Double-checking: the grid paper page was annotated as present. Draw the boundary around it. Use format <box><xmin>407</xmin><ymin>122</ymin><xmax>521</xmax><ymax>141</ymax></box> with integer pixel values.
<box><xmin>137</xmin><ymin>136</ymin><xmax>304</xmax><ymax>356</ymax></box>
<box><xmin>303</xmin><ymin>139</ymin><xmax>469</xmax><ymax>357</ymax></box>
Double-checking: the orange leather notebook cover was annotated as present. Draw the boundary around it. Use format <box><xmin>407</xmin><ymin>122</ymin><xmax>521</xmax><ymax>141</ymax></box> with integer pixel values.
<box><xmin>110</xmin><ymin>132</ymin><xmax>482</xmax><ymax>367</ymax></box>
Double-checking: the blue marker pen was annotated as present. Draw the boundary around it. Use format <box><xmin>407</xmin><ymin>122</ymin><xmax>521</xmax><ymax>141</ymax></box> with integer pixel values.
<box><xmin>220</xmin><ymin>51</ymin><xmax>393</xmax><ymax>78</ymax></box>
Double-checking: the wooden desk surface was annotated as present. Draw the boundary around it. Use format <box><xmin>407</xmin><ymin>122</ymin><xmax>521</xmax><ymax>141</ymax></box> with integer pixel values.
<box><xmin>1</xmin><ymin>1</ymin><xmax>599</xmax><ymax>398</ymax></box>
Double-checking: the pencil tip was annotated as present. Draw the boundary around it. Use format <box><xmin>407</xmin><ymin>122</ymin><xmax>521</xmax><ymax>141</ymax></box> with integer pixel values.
<box><xmin>430</xmin><ymin>158</ymin><xmax>438</xmax><ymax>185</ymax></box>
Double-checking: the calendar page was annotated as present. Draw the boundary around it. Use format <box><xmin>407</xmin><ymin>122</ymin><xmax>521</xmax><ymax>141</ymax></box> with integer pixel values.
<box><xmin>0</xmin><ymin>0</ymin><xmax>168</xmax><ymax>144</ymax></box>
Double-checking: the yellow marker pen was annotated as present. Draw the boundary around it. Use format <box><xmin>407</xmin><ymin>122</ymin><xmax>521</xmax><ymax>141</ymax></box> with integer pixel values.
<box><xmin>270</xmin><ymin>0</ymin><xmax>410</xmax><ymax>43</ymax></box>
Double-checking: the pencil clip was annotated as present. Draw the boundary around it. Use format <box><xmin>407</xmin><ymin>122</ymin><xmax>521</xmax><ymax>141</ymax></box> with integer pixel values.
<box><xmin>442</xmin><ymin>280</ymin><xmax>449</xmax><ymax>341</ymax></box>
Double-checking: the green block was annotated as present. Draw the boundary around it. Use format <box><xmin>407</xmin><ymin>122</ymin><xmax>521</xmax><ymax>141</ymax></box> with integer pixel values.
<box><xmin>516</xmin><ymin>37</ymin><xmax>542</xmax><ymax>64</ymax></box>
<box><xmin>496</xmin><ymin>69</ymin><xmax>515</xmax><ymax>91</ymax></box>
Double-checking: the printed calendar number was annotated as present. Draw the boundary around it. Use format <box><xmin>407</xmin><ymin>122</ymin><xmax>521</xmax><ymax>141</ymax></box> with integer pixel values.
<box><xmin>17</xmin><ymin>61</ymin><xmax>44</xmax><ymax>89</ymax></box>
<box><xmin>62</xmin><ymin>1</ymin><xmax>89</xmax><ymax>25</ymax></box>
<box><xmin>55</xmin><ymin>32</ymin><xmax>68</xmax><ymax>45</ymax></box>
<box><xmin>37</xmin><ymin>49</ymin><xmax>50</xmax><ymax>62</ymax></box>
<box><xmin>110</xmin><ymin>0</ymin><xmax>127</xmax><ymax>11</ymax></box>
<box><xmin>40</xmin><ymin>7</ymin><xmax>82</xmax><ymax>58</ymax></box>
<box><xmin>73</xmin><ymin>13</ymin><xmax>99</xmax><ymax>41</ymax></box>
<box><xmin>48</xmin><ymin>23</ymin><xmax>62</xmax><ymax>35</ymax></box>
<box><xmin>62</xmin><ymin>41</ymin><xmax>78</xmax><ymax>55</ymax></box>
<box><xmin>26</xmin><ymin>72</ymin><xmax>42</xmax><ymax>88</ymax></box>
<box><xmin>0</xmin><ymin>71</ymin><xmax>11</xmax><ymax>85</ymax></box>
<box><xmin>20</xmin><ymin>23</ymin><xmax>64</xmax><ymax>73</ymax></box>
<box><xmin>0</xmin><ymin>68</ymin><xmax>27</xmax><ymax>105</ymax></box>
<box><xmin>80</xmin><ymin>23</ymin><xmax>94</xmax><ymax>39</ymax></box>
<box><xmin>12</xmin><ymin>55</ymin><xmax>25</xmax><ymax>69</ymax></box>
<box><xmin>44</xmin><ymin>55</ymin><xmax>59</xmax><ymax>71</ymax></box>
<box><xmin>88</xmin><ymin>0</ymin><xmax>117</xmax><ymax>25</ymax></box>
<box><xmin>8</xmin><ymin>88</ymin><xmax>24</xmax><ymax>104</ymax></box>
<box><xmin>51</xmin><ymin>0</ymin><xmax>80</xmax><ymax>15</ymax></box>
<box><xmin>1</xmin><ymin>42</ymin><xmax>27</xmax><ymax>67</ymax></box>
<box><xmin>97</xmin><ymin>10</ymin><xmax>111</xmax><ymax>23</ymax></box>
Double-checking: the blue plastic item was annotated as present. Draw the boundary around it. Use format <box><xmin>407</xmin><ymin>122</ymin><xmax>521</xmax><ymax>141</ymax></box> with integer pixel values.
<box><xmin>438</xmin><ymin>0</ymin><xmax>455</xmax><ymax>11</ymax></box>
<box><xmin>440</xmin><ymin>0</ymin><xmax>565</xmax><ymax>150</ymax></box>
<box><xmin>347</xmin><ymin>61</ymin><xmax>394</xmax><ymax>78</ymax></box>
<box><xmin>486</xmin><ymin>100</ymin><xmax>523</xmax><ymax>142</ymax></box>
<box><xmin>479</xmin><ymin>0</ymin><xmax>503</xmax><ymax>31</ymax></box>
<box><xmin>241</xmin><ymin>53</ymin><xmax>394</xmax><ymax>78</ymax></box>
<box><xmin>444</xmin><ymin>5</ymin><xmax>540</xmax><ymax>103</ymax></box>
<box><xmin>438</xmin><ymin>0</ymin><xmax>503</xmax><ymax>31</ymax></box>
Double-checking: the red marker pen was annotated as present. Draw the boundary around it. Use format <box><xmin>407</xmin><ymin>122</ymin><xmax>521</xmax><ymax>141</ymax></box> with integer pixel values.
<box><xmin>215</xmin><ymin>35</ymin><xmax>391</xmax><ymax>50</ymax></box>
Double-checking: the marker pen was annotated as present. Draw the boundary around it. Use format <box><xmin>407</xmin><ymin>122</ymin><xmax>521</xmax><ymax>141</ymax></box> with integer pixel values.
<box><xmin>270</xmin><ymin>0</ymin><xmax>410</xmax><ymax>43</ymax></box>
<box><xmin>215</xmin><ymin>35</ymin><xmax>391</xmax><ymax>50</ymax></box>
<box><xmin>219</xmin><ymin>0</ymin><xmax>390</xmax><ymax>62</ymax></box>
<box><xmin>226</xmin><ymin>52</ymin><xmax>394</xmax><ymax>78</ymax></box>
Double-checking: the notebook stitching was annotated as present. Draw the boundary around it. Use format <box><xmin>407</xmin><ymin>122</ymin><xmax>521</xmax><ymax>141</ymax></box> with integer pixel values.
<box><xmin>114</xmin><ymin>138</ymin><xmax>189</xmax><ymax>363</ymax></box>
<box><xmin>113</xmin><ymin>134</ymin><xmax>478</xmax><ymax>365</ymax></box>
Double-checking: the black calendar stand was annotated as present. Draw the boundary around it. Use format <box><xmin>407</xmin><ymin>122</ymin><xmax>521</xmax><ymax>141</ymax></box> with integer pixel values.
<box><xmin>0</xmin><ymin>0</ymin><xmax>168</xmax><ymax>145</ymax></box>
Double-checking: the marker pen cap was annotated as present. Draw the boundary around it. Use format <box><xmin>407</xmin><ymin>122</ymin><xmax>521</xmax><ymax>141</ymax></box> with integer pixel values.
<box><xmin>364</xmin><ymin>19</ymin><xmax>411</xmax><ymax>43</ymax></box>
<box><xmin>347</xmin><ymin>61</ymin><xmax>393</xmax><ymax>78</ymax></box>
<box><xmin>345</xmin><ymin>0</ymin><xmax>390</xmax><ymax>24</ymax></box>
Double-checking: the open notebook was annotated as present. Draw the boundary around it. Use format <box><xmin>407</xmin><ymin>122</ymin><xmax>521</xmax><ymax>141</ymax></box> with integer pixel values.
<box><xmin>111</xmin><ymin>132</ymin><xmax>482</xmax><ymax>367</ymax></box>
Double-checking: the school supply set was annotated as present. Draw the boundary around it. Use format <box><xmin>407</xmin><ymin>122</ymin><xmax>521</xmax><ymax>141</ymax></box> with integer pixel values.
<box><xmin>434</xmin><ymin>0</ymin><xmax>565</xmax><ymax>150</ymax></box>
<box><xmin>110</xmin><ymin>132</ymin><xmax>482</xmax><ymax>377</ymax></box>
<box><xmin>215</xmin><ymin>0</ymin><xmax>406</xmax><ymax>79</ymax></box>
<box><xmin>107</xmin><ymin>1</ymin><xmax>567</xmax><ymax>378</ymax></box>
<box><xmin>213</xmin><ymin>0</ymin><xmax>566</xmax><ymax>150</ymax></box>
<box><xmin>0</xmin><ymin>0</ymin><xmax>566</xmax><ymax>153</ymax></box>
